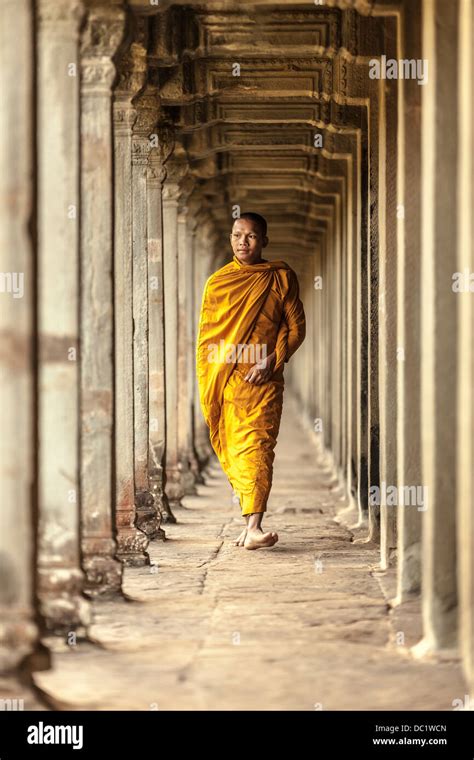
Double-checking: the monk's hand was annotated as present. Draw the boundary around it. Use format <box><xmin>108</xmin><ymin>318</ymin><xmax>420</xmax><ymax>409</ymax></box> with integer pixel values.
<box><xmin>244</xmin><ymin>352</ymin><xmax>276</xmax><ymax>385</ymax></box>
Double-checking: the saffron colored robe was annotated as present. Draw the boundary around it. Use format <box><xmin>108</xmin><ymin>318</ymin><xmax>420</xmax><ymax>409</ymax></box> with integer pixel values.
<box><xmin>196</xmin><ymin>255</ymin><xmax>306</xmax><ymax>515</ymax></box>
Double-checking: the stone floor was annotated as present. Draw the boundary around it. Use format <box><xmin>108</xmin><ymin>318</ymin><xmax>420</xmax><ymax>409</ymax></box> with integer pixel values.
<box><xmin>19</xmin><ymin>395</ymin><xmax>467</xmax><ymax>709</ymax></box>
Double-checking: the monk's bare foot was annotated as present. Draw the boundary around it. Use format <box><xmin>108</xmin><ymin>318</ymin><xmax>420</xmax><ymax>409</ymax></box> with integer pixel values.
<box><xmin>244</xmin><ymin>528</ymin><xmax>278</xmax><ymax>550</ymax></box>
<box><xmin>233</xmin><ymin>528</ymin><xmax>247</xmax><ymax>546</ymax></box>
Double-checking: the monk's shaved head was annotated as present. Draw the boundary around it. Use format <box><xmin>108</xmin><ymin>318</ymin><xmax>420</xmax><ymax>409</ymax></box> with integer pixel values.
<box><xmin>235</xmin><ymin>212</ymin><xmax>267</xmax><ymax>238</ymax></box>
<box><xmin>230</xmin><ymin>214</ymin><xmax>269</xmax><ymax>265</ymax></box>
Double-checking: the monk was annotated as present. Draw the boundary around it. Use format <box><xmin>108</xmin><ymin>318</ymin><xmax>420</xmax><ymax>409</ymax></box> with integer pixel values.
<box><xmin>196</xmin><ymin>213</ymin><xmax>306</xmax><ymax>550</ymax></box>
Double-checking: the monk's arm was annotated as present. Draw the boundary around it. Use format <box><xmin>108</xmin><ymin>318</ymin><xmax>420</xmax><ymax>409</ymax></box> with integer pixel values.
<box><xmin>273</xmin><ymin>271</ymin><xmax>306</xmax><ymax>372</ymax></box>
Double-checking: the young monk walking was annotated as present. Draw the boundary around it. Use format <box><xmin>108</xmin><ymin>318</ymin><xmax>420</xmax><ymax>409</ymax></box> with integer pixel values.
<box><xmin>196</xmin><ymin>213</ymin><xmax>306</xmax><ymax>550</ymax></box>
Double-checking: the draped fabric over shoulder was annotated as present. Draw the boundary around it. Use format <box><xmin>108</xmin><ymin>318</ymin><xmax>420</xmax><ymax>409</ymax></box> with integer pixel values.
<box><xmin>197</xmin><ymin>255</ymin><xmax>306</xmax><ymax>516</ymax></box>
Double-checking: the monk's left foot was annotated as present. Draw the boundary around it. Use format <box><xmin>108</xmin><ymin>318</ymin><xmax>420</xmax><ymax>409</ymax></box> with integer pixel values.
<box><xmin>233</xmin><ymin>528</ymin><xmax>247</xmax><ymax>546</ymax></box>
<box><xmin>244</xmin><ymin>529</ymin><xmax>279</xmax><ymax>550</ymax></box>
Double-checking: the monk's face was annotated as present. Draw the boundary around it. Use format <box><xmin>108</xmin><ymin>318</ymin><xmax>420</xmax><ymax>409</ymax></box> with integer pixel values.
<box><xmin>230</xmin><ymin>218</ymin><xmax>268</xmax><ymax>265</ymax></box>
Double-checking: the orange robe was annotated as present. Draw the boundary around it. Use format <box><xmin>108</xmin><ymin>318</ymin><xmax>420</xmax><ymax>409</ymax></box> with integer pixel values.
<box><xmin>196</xmin><ymin>254</ymin><xmax>306</xmax><ymax>515</ymax></box>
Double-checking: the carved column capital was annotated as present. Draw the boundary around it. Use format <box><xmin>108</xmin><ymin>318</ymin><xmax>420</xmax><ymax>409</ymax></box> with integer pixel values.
<box><xmin>162</xmin><ymin>183</ymin><xmax>181</xmax><ymax>204</ymax></box>
<box><xmin>38</xmin><ymin>0</ymin><xmax>83</xmax><ymax>27</ymax></box>
<box><xmin>131</xmin><ymin>84</ymin><xmax>161</xmax><ymax>165</ymax></box>
<box><xmin>133</xmin><ymin>86</ymin><xmax>160</xmax><ymax>136</ymax></box>
<box><xmin>81</xmin><ymin>5</ymin><xmax>126</xmax><ymax>93</ymax></box>
<box><xmin>115</xmin><ymin>15</ymin><xmax>148</xmax><ymax>96</ymax></box>
<box><xmin>157</xmin><ymin>125</ymin><xmax>176</xmax><ymax>165</ymax></box>
<box><xmin>113</xmin><ymin>101</ymin><xmax>137</xmax><ymax>134</ymax></box>
<box><xmin>187</xmin><ymin>213</ymin><xmax>199</xmax><ymax>236</ymax></box>
<box><xmin>148</xmin><ymin>148</ymin><xmax>167</xmax><ymax>186</ymax></box>
<box><xmin>178</xmin><ymin>176</ymin><xmax>196</xmax><ymax>215</ymax></box>
<box><xmin>162</xmin><ymin>159</ymin><xmax>189</xmax><ymax>203</ymax></box>
<box><xmin>114</xmin><ymin>13</ymin><xmax>148</xmax><ymax>137</ymax></box>
<box><xmin>131</xmin><ymin>134</ymin><xmax>151</xmax><ymax>166</ymax></box>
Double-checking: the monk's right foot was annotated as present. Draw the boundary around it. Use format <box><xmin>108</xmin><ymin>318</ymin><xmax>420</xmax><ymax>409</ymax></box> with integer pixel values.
<box><xmin>233</xmin><ymin>528</ymin><xmax>247</xmax><ymax>546</ymax></box>
<box><xmin>244</xmin><ymin>529</ymin><xmax>279</xmax><ymax>550</ymax></box>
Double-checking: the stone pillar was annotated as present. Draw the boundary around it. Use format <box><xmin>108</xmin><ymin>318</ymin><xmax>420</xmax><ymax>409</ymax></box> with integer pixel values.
<box><xmin>331</xmin><ymin>197</ymin><xmax>343</xmax><ymax>468</ymax></box>
<box><xmin>340</xmin><ymin>190</ymin><xmax>348</xmax><ymax>479</ymax></box>
<box><xmin>308</xmin><ymin>251</ymin><xmax>317</xmax><ymax>432</ymax></box>
<box><xmin>347</xmin><ymin>140</ymin><xmax>359</xmax><ymax>512</ymax></box>
<box><xmin>193</xmin><ymin>219</ymin><xmax>214</xmax><ymax>468</ymax></box>
<box><xmin>356</xmin><ymin>130</ymin><xmax>370</xmax><ymax>529</ymax></box>
<box><xmin>0</xmin><ymin>0</ymin><xmax>38</xmax><ymax>668</ymax></box>
<box><xmin>367</xmin><ymin>77</ymin><xmax>381</xmax><ymax>545</ymax></box>
<box><xmin>130</xmin><ymin>85</ymin><xmax>162</xmax><ymax>539</ymax></box>
<box><xmin>417</xmin><ymin>0</ymin><xmax>459</xmax><ymax>651</ymax></box>
<box><xmin>396</xmin><ymin>0</ymin><xmax>423</xmax><ymax>601</ymax></box>
<box><xmin>177</xmin><ymin>205</ymin><xmax>198</xmax><ymax>493</ymax></box>
<box><xmin>112</xmin><ymin>19</ymin><xmax>150</xmax><ymax>565</ymax></box>
<box><xmin>36</xmin><ymin>0</ymin><xmax>90</xmax><ymax>630</ymax></box>
<box><xmin>313</xmin><ymin>243</ymin><xmax>324</xmax><ymax>447</ymax></box>
<box><xmin>321</xmin><ymin>233</ymin><xmax>331</xmax><ymax>448</ymax></box>
<box><xmin>301</xmin><ymin>256</ymin><xmax>314</xmax><ymax>426</ymax></box>
<box><xmin>80</xmin><ymin>2</ymin><xmax>135</xmax><ymax>586</ymax></box>
<box><xmin>148</xmin><ymin>147</ymin><xmax>171</xmax><ymax>529</ymax></box>
<box><xmin>378</xmin><ymin>24</ymin><xmax>398</xmax><ymax>570</ymax></box>
<box><xmin>162</xmin><ymin>162</ymin><xmax>188</xmax><ymax>513</ymax></box>
<box><xmin>186</xmin><ymin>214</ymin><xmax>205</xmax><ymax>484</ymax></box>
<box><xmin>456</xmin><ymin>0</ymin><xmax>473</xmax><ymax>688</ymax></box>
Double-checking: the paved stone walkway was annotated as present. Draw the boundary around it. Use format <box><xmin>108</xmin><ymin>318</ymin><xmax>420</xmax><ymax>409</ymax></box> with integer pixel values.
<box><xmin>29</xmin><ymin>395</ymin><xmax>465</xmax><ymax>710</ymax></box>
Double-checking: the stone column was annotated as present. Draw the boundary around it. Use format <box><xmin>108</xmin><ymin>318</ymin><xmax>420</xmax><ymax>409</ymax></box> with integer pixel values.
<box><xmin>130</xmin><ymin>85</ymin><xmax>162</xmax><ymax>539</ymax></box>
<box><xmin>311</xmin><ymin>249</ymin><xmax>318</xmax><ymax>428</ymax></box>
<box><xmin>324</xmin><ymin>223</ymin><xmax>333</xmax><ymax>450</ymax></box>
<box><xmin>148</xmin><ymin>148</ymin><xmax>170</xmax><ymax>529</ymax></box>
<box><xmin>177</xmin><ymin>205</ymin><xmax>198</xmax><ymax>493</ymax></box>
<box><xmin>320</xmin><ymin>233</ymin><xmax>330</xmax><ymax>448</ymax></box>
<box><xmin>356</xmin><ymin>129</ymin><xmax>370</xmax><ymax>529</ymax></box>
<box><xmin>186</xmin><ymin>214</ymin><xmax>205</xmax><ymax>484</ymax></box>
<box><xmin>80</xmin><ymin>2</ymin><xmax>136</xmax><ymax>586</ymax></box>
<box><xmin>378</xmin><ymin>25</ymin><xmax>398</xmax><ymax>570</ymax></box>
<box><xmin>313</xmin><ymin>243</ymin><xmax>324</xmax><ymax>447</ymax></box>
<box><xmin>112</xmin><ymin>18</ymin><xmax>151</xmax><ymax>565</ymax></box>
<box><xmin>162</xmin><ymin>161</ymin><xmax>188</xmax><ymax>513</ymax></box>
<box><xmin>340</xmin><ymin>190</ymin><xmax>348</xmax><ymax>478</ymax></box>
<box><xmin>0</xmin><ymin>0</ymin><xmax>38</xmax><ymax>668</ymax></box>
<box><xmin>367</xmin><ymin>77</ymin><xmax>381</xmax><ymax>545</ymax></box>
<box><xmin>347</xmin><ymin>139</ymin><xmax>359</xmax><ymax>512</ymax></box>
<box><xmin>36</xmin><ymin>0</ymin><xmax>90</xmax><ymax>630</ymax></box>
<box><xmin>331</xmin><ymin>195</ymin><xmax>343</xmax><ymax>468</ymax></box>
<box><xmin>456</xmin><ymin>0</ymin><xmax>474</xmax><ymax>693</ymax></box>
<box><xmin>396</xmin><ymin>0</ymin><xmax>423</xmax><ymax>601</ymax></box>
<box><xmin>417</xmin><ymin>0</ymin><xmax>459</xmax><ymax>651</ymax></box>
<box><xmin>193</xmin><ymin>220</ymin><xmax>214</xmax><ymax>468</ymax></box>
<box><xmin>302</xmin><ymin>255</ymin><xmax>315</xmax><ymax>425</ymax></box>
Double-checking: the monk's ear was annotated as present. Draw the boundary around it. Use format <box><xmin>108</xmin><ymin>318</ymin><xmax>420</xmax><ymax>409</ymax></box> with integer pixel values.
<box><xmin>262</xmin><ymin>236</ymin><xmax>269</xmax><ymax>248</ymax></box>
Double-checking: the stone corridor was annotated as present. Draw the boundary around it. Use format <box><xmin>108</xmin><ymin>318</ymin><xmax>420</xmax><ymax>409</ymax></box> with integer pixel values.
<box><xmin>31</xmin><ymin>398</ymin><xmax>465</xmax><ymax>710</ymax></box>
<box><xmin>1</xmin><ymin>0</ymin><xmax>473</xmax><ymax>711</ymax></box>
